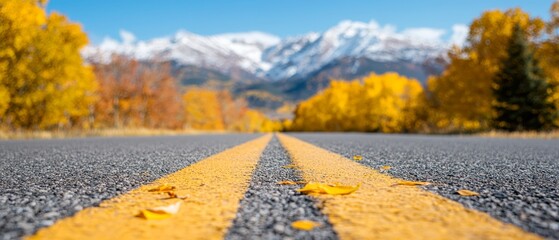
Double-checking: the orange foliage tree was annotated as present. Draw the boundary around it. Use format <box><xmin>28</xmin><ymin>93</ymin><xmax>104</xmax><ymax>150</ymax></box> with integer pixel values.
<box><xmin>93</xmin><ymin>56</ymin><xmax>182</xmax><ymax>129</ymax></box>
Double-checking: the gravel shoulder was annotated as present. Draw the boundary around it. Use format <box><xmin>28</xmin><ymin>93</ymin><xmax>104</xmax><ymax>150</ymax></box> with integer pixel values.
<box><xmin>291</xmin><ymin>133</ymin><xmax>559</xmax><ymax>239</ymax></box>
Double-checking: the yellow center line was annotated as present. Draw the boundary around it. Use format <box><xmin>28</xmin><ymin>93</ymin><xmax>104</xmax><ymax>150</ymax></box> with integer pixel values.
<box><xmin>28</xmin><ymin>134</ymin><xmax>272</xmax><ymax>240</ymax></box>
<box><xmin>277</xmin><ymin>133</ymin><xmax>541</xmax><ymax>240</ymax></box>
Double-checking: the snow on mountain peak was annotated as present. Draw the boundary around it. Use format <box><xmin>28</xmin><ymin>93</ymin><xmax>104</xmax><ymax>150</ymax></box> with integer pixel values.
<box><xmin>211</xmin><ymin>32</ymin><xmax>280</xmax><ymax>49</ymax></box>
<box><xmin>84</xmin><ymin>20</ymin><xmax>467</xmax><ymax>81</ymax></box>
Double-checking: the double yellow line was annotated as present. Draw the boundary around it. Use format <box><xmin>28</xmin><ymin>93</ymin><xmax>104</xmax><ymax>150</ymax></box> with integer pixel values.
<box><xmin>28</xmin><ymin>133</ymin><xmax>540</xmax><ymax>240</ymax></box>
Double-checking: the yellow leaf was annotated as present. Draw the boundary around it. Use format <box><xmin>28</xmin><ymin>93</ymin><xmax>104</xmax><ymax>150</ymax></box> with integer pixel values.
<box><xmin>282</xmin><ymin>164</ymin><xmax>297</xmax><ymax>169</ymax></box>
<box><xmin>277</xmin><ymin>180</ymin><xmax>298</xmax><ymax>185</ymax></box>
<box><xmin>353</xmin><ymin>155</ymin><xmax>363</xmax><ymax>161</ymax></box>
<box><xmin>148</xmin><ymin>184</ymin><xmax>176</xmax><ymax>192</ymax></box>
<box><xmin>456</xmin><ymin>189</ymin><xmax>480</xmax><ymax>196</ymax></box>
<box><xmin>137</xmin><ymin>209</ymin><xmax>173</xmax><ymax>220</ymax></box>
<box><xmin>321</xmin><ymin>184</ymin><xmax>360</xmax><ymax>195</ymax></box>
<box><xmin>297</xmin><ymin>182</ymin><xmax>322</xmax><ymax>194</ymax></box>
<box><xmin>297</xmin><ymin>182</ymin><xmax>360</xmax><ymax>195</ymax></box>
<box><xmin>136</xmin><ymin>202</ymin><xmax>181</xmax><ymax>220</ymax></box>
<box><xmin>291</xmin><ymin>220</ymin><xmax>321</xmax><ymax>231</ymax></box>
<box><xmin>380</xmin><ymin>165</ymin><xmax>392</xmax><ymax>170</ymax></box>
<box><xmin>394</xmin><ymin>180</ymin><xmax>430</xmax><ymax>186</ymax></box>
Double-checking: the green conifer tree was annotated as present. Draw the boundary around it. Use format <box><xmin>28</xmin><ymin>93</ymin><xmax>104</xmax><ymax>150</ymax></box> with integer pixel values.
<box><xmin>493</xmin><ymin>24</ymin><xmax>558</xmax><ymax>131</ymax></box>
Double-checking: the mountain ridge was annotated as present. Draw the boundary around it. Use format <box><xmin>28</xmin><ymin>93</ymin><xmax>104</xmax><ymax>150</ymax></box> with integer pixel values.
<box><xmin>84</xmin><ymin>20</ymin><xmax>467</xmax><ymax>83</ymax></box>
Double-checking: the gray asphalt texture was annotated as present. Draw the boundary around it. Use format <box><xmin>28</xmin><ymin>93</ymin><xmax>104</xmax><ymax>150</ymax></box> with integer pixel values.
<box><xmin>292</xmin><ymin>133</ymin><xmax>559</xmax><ymax>239</ymax></box>
<box><xmin>0</xmin><ymin>134</ymin><xmax>260</xmax><ymax>240</ymax></box>
<box><xmin>226</xmin><ymin>136</ymin><xmax>336</xmax><ymax>240</ymax></box>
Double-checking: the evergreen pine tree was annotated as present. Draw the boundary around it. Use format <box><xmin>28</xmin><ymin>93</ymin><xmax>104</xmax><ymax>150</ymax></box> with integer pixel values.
<box><xmin>492</xmin><ymin>24</ymin><xmax>558</xmax><ymax>131</ymax></box>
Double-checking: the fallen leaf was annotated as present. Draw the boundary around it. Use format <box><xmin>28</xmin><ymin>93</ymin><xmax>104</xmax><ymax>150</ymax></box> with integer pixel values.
<box><xmin>137</xmin><ymin>209</ymin><xmax>173</xmax><ymax>220</ymax></box>
<box><xmin>277</xmin><ymin>180</ymin><xmax>298</xmax><ymax>185</ymax></box>
<box><xmin>353</xmin><ymin>155</ymin><xmax>363</xmax><ymax>161</ymax></box>
<box><xmin>136</xmin><ymin>202</ymin><xmax>181</xmax><ymax>220</ymax></box>
<box><xmin>321</xmin><ymin>184</ymin><xmax>361</xmax><ymax>195</ymax></box>
<box><xmin>148</xmin><ymin>184</ymin><xmax>176</xmax><ymax>192</ymax></box>
<box><xmin>394</xmin><ymin>180</ymin><xmax>430</xmax><ymax>186</ymax></box>
<box><xmin>167</xmin><ymin>191</ymin><xmax>178</xmax><ymax>198</ymax></box>
<box><xmin>297</xmin><ymin>182</ymin><xmax>360</xmax><ymax>195</ymax></box>
<box><xmin>456</xmin><ymin>189</ymin><xmax>480</xmax><ymax>196</ymax></box>
<box><xmin>380</xmin><ymin>166</ymin><xmax>392</xmax><ymax>171</ymax></box>
<box><xmin>291</xmin><ymin>220</ymin><xmax>321</xmax><ymax>231</ymax></box>
<box><xmin>165</xmin><ymin>191</ymin><xmax>189</xmax><ymax>200</ymax></box>
<box><xmin>282</xmin><ymin>164</ymin><xmax>297</xmax><ymax>169</ymax></box>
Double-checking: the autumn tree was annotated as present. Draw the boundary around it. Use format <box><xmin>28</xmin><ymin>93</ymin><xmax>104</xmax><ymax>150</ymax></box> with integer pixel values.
<box><xmin>493</xmin><ymin>25</ymin><xmax>557</xmax><ymax>131</ymax></box>
<box><xmin>93</xmin><ymin>56</ymin><xmax>182</xmax><ymax>129</ymax></box>
<box><xmin>425</xmin><ymin>8</ymin><xmax>545</xmax><ymax>132</ymax></box>
<box><xmin>0</xmin><ymin>0</ymin><xmax>97</xmax><ymax>130</ymax></box>
<box><xmin>290</xmin><ymin>72</ymin><xmax>423</xmax><ymax>133</ymax></box>
<box><xmin>182</xmin><ymin>88</ymin><xmax>225</xmax><ymax>130</ymax></box>
<box><xmin>181</xmin><ymin>88</ymin><xmax>280</xmax><ymax>132</ymax></box>
<box><xmin>537</xmin><ymin>0</ymin><xmax>559</xmax><ymax>126</ymax></box>
<box><xmin>147</xmin><ymin>64</ymin><xmax>183</xmax><ymax>129</ymax></box>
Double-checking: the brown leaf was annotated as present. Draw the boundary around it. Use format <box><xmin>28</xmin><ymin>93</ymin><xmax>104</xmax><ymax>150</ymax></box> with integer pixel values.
<box><xmin>393</xmin><ymin>180</ymin><xmax>430</xmax><ymax>186</ymax></box>
<box><xmin>165</xmin><ymin>191</ymin><xmax>189</xmax><ymax>200</ymax></box>
<box><xmin>148</xmin><ymin>184</ymin><xmax>176</xmax><ymax>192</ymax></box>
<box><xmin>167</xmin><ymin>191</ymin><xmax>178</xmax><ymax>198</ymax></box>
<box><xmin>456</xmin><ymin>189</ymin><xmax>480</xmax><ymax>196</ymax></box>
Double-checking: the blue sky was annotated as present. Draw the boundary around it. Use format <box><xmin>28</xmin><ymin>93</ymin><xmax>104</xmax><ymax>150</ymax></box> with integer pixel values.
<box><xmin>48</xmin><ymin>0</ymin><xmax>553</xmax><ymax>44</ymax></box>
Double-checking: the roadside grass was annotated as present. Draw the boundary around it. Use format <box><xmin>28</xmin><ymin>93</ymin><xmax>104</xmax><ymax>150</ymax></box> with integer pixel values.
<box><xmin>0</xmin><ymin>128</ymin><xmax>228</xmax><ymax>140</ymax></box>
<box><xmin>477</xmin><ymin>130</ymin><xmax>559</xmax><ymax>139</ymax></box>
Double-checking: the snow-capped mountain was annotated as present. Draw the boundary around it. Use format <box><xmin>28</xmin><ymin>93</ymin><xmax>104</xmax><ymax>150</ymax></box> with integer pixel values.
<box><xmin>84</xmin><ymin>30</ymin><xmax>280</xmax><ymax>78</ymax></box>
<box><xmin>84</xmin><ymin>20</ymin><xmax>467</xmax><ymax>83</ymax></box>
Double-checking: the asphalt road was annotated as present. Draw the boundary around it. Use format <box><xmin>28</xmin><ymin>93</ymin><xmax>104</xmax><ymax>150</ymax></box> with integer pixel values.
<box><xmin>292</xmin><ymin>133</ymin><xmax>559</xmax><ymax>239</ymax></box>
<box><xmin>0</xmin><ymin>134</ymin><xmax>260</xmax><ymax>240</ymax></box>
<box><xmin>1</xmin><ymin>133</ymin><xmax>558</xmax><ymax>239</ymax></box>
<box><xmin>226</xmin><ymin>137</ymin><xmax>336</xmax><ymax>240</ymax></box>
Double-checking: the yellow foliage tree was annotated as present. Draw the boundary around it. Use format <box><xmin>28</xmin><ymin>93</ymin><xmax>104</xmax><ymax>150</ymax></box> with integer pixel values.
<box><xmin>0</xmin><ymin>0</ymin><xmax>96</xmax><ymax>130</ymax></box>
<box><xmin>426</xmin><ymin>8</ymin><xmax>545</xmax><ymax>132</ymax></box>
<box><xmin>290</xmin><ymin>72</ymin><xmax>423</xmax><ymax>133</ymax></box>
<box><xmin>182</xmin><ymin>88</ymin><xmax>225</xmax><ymax>130</ymax></box>
<box><xmin>182</xmin><ymin>88</ymin><xmax>281</xmax><ymax>132</ymax></box>
<box><xmin>537</xmin><ymin>1</ymin><xmax>559</xmax><ymax>126</ymax></box>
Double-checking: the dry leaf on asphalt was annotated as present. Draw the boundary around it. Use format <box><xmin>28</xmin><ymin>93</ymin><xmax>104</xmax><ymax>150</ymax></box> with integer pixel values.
<box><xmin>297</xmin><ymin>182</ymin><xmax>360</xmax><ymax>195</ymax></box>
<box><xmin>380</xmin><ymin>165</ymin><xmax>392</xmax><ymax>171</ymax></box>
<box><xmin>277</xmin><ymin>180</ymin><xmax>298</xmax><ymax>185</ymax></box>
<box><xmin>353</xmin><ymin>155</ymin><xmax>363</xmax><ymax>161</ymax></box>
<box><xmin>393</xmin><ymin>180</ymin><xmax>430</xmax><ymax>186</ymax></box>
<box><xmin>136</xmin><ymin>201</ymin><xmax>181</xmax><ymax>220</ymax></box>
<box><xmin>456</xmin><ymin>189</ymin><xmax>480</xmax><ymax>196</ymax></box>
<box><xmin>291</xmin><ymin>220</ymin><xmax>321</xmax><ymax>231</ymax></box>
<box><xmin>148</xmin><ymin>184</ymin><xmax>176</xmax><ymax>192</ymax></box>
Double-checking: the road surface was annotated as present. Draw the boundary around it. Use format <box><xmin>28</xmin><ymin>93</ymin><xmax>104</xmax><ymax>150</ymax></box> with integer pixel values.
<box><xmin>0</xmin><ymin>133</ymin><xmax>558</xmax><ymax>239</ymax></box>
